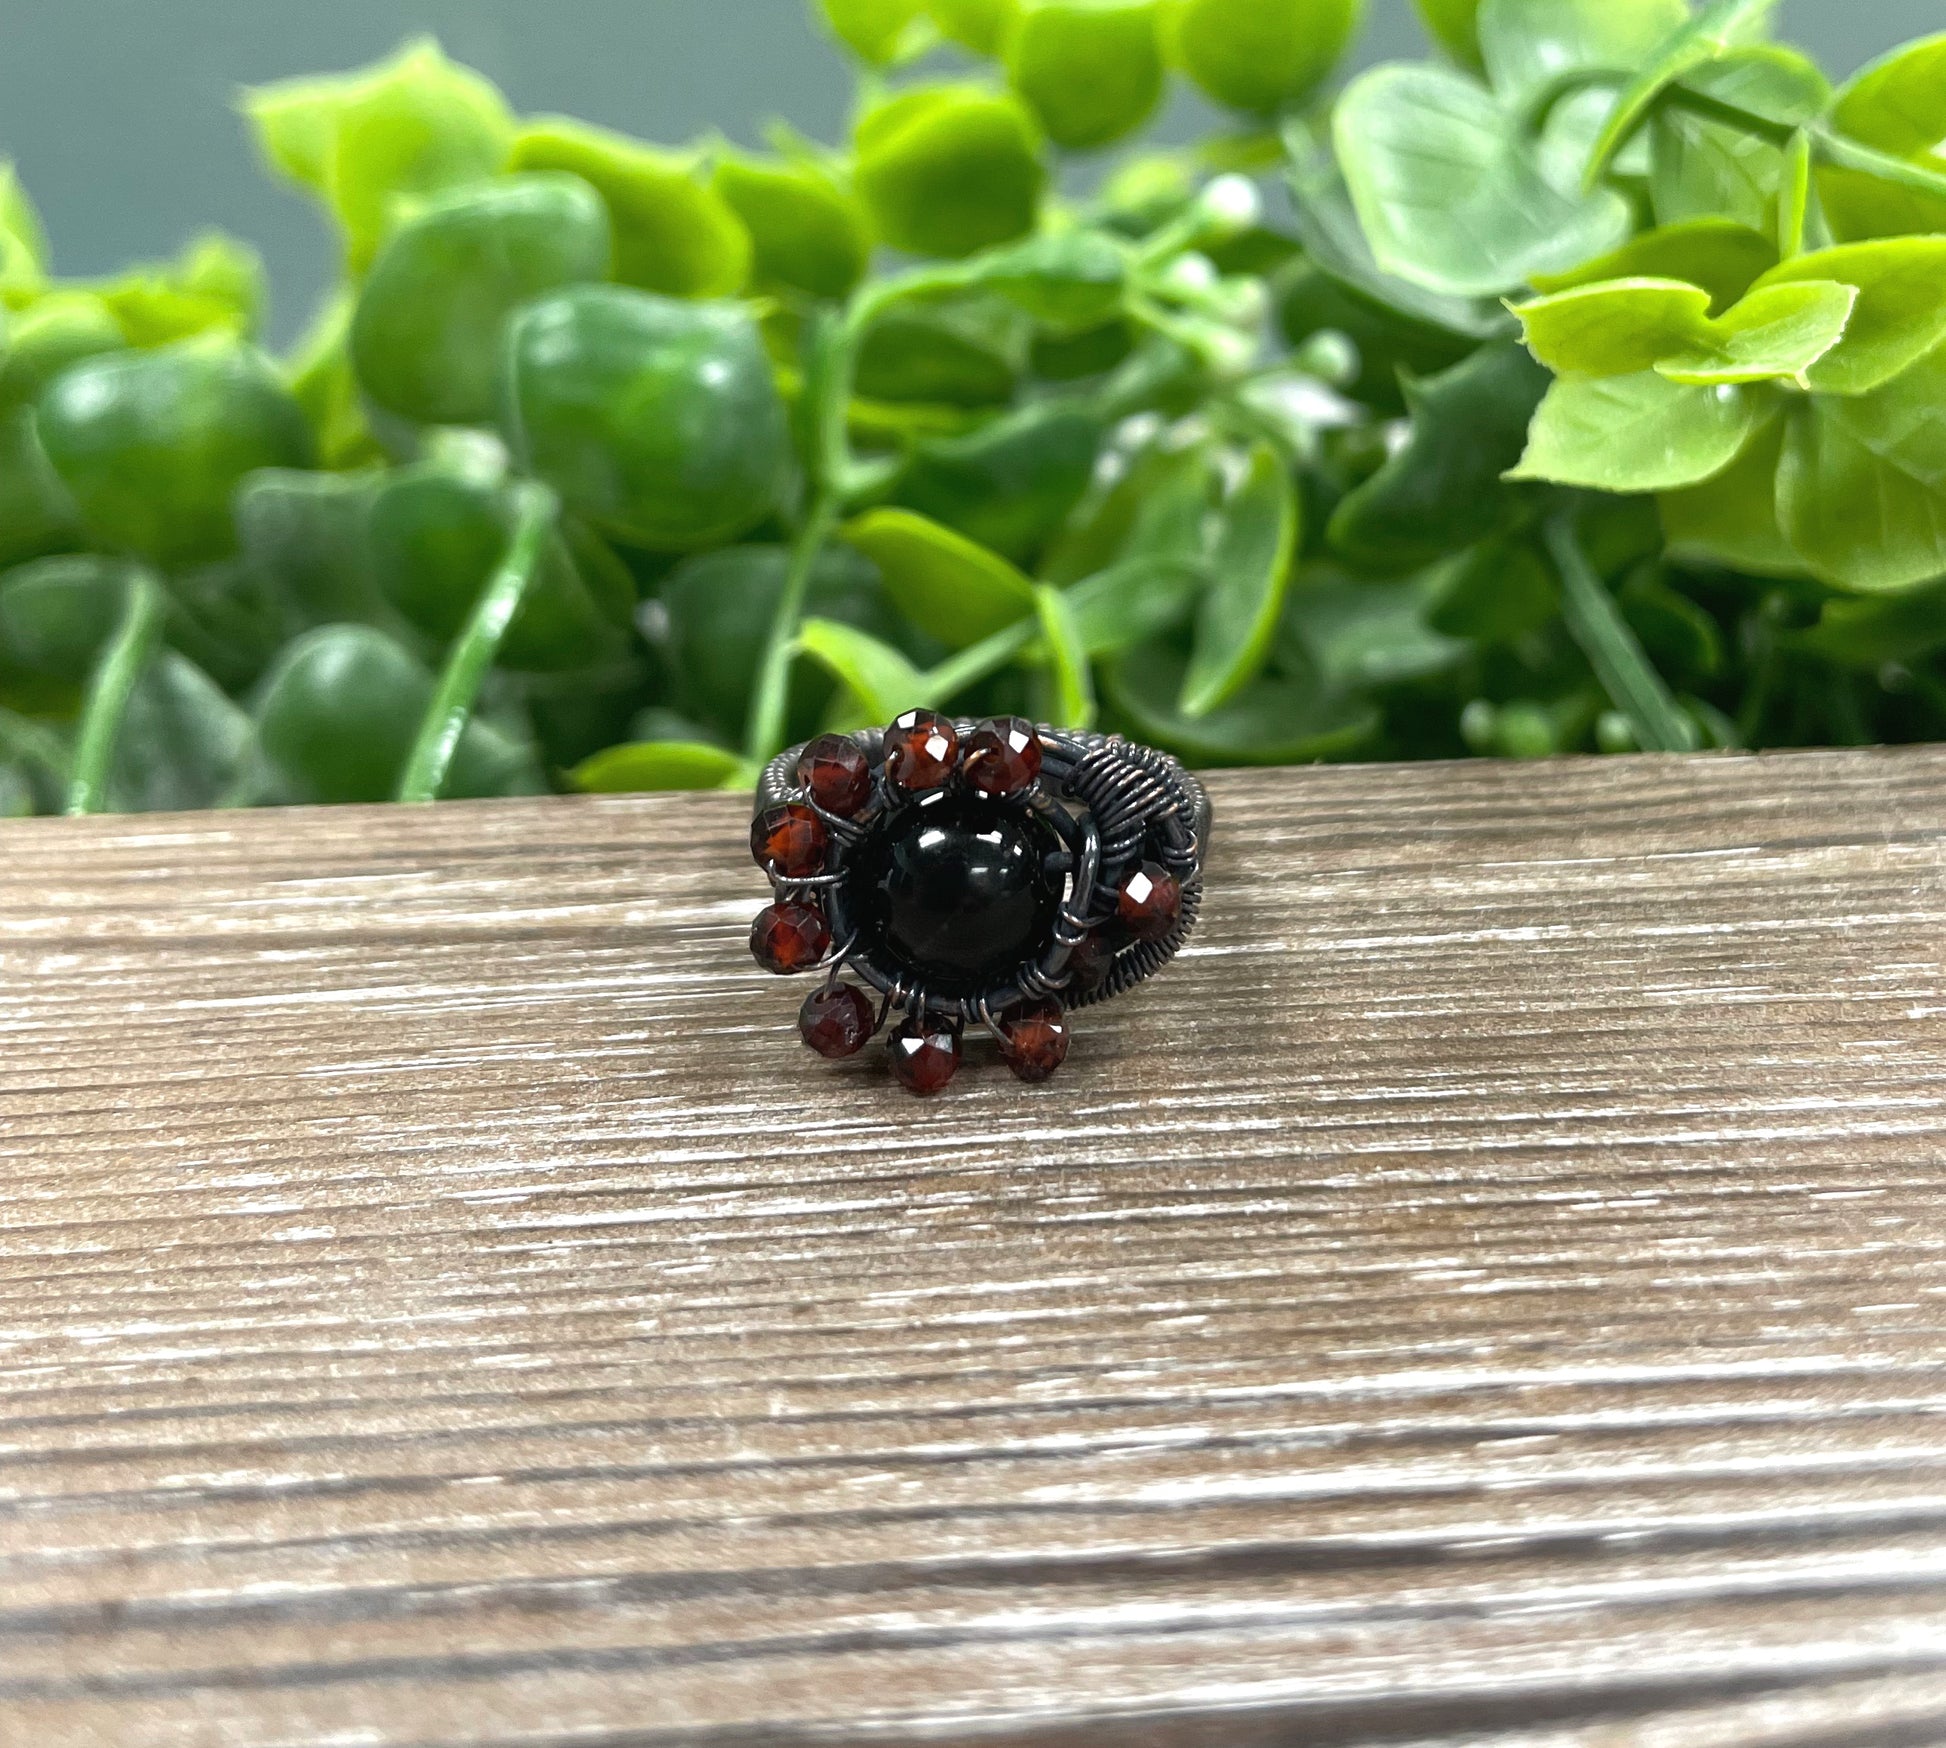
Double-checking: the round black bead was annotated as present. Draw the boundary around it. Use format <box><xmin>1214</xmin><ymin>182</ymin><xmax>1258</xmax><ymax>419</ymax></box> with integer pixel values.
<box><xmin>849</xmin><ymin>792</ymin><xmax>1064</xmax><ymax>997</ymax></box>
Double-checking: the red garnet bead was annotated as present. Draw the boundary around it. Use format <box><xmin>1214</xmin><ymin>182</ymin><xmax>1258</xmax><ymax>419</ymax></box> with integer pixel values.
<box><xmin>799</xmin><ymin>984</ymin><xmax>877</xmax><ymax>1058</ymax></box>
<box><xmin>963</xmin><ymin>716</ymin><xmax>1043</xmax><ymax>797</ymax></box>
<box><xmin>750</xmin><ymin>902</ymin><xmax>830</xmax><ymax>974</ymax></box>
<box><xmin>883</xmin><ymin>709</ymin><xmax>959</xmax><ymax>792</ymax></box>
<box><xmin>889</xmin><ymin>1014</ymin><xmax>962</xmax><ymax>1094</ymax></box>
<box><xmin>1117</xmin><ymin>863</ymin><xmax>1182</xmax><ymax>944</ymax></box>
<box><xmin>750</xmin><ymin>804</ymin><xmax>828</xmax><ymax>878</ymax></box>
<box><xmin>998</xmin><ymin>997</ymin><xmax>1070</xmax><ymax>1083</ymax></box>
<box><xmin>796</xmin><ymin>734</ymin><xmax>873</xmax><ymax>818</ymax></box>
<box><xmin>1066</xmin><ymin>928</ymin><xmax>1116</xmax><ymax>995</ymax></box>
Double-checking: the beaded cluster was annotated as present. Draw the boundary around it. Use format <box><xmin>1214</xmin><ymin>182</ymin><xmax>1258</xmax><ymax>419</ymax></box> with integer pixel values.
<box><xmin>749</xmin><ymin>711</ymin><xmax>1207</xmax><ymax>1095</ymax></box>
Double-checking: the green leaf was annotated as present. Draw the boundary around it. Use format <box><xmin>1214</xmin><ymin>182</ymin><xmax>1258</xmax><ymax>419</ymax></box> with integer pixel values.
<box><xmin>1158</xmin><ymin>0</ymin><xmax>1364</xmax><ymax>116</ymax></box>
<box><xmin>965</xmin><ymin>229</ymin><xmax>1129</xmax><ymax>333</ymax></box>
<box><xmin>1104</xmin><ymin>636</ymin><xmax>1379</xmax><ymax>764</ymax></box>
<box><xmin>1794</xmin><ymin>580</ymin><xmax>1946</xmax><ymax>668</ymax></box>
<box><xmin>235</xmin><ymin>468</ymin><xmax>387</xmax><ymax>630</ymax></box>
<box><xmin>105</xmin><ymin>650</ymin><xmax>255</xmax><ymax>814</ymax></box>
<box><xmin>1511</xmin><ymin>371</ymin><xmax>1761</xmax><ymax>492</ymax></box>
<box><xmin>893</xmin><ymin>402</ymin><xmax>1103</xmax><ymax>565</ymax></box>
<box><xmin>0</xmin><ymin>555</ymin><xmax>139</xmax><ymax>683</ymax></box>
<box><xmin>1179</xmin><ymin>443</ymin><xmax>1296</xmax><ymax>717</ymax></box>
<box><xmin>1658</xmin><ymin>410</ymin><xmax>1800</xmax><ymax>576</ymax></box>
<box><xmin>1281</xmin><ymin>569</ymin><xmax>1470</xmax><ymax>691</ymax></box>
<box><xmin>1063</xmin><ymin>555</ymin><xmax>1207</xmax><ymax>655</ymax></box>
<box><xmin>1584</xmin><ymin>0</ymin><xmax>1782</xmax><ymax>183</ymax></box>
<box><xmin>926</xmin><ymin>0</ymin><xmax>1019</xmax><ymax>53</ymax></box>
<box><xmin>1007</xmin><ymin>0</ymin><xmax>1165</xmax><ymax>153</ymax></box>
<box><xmin>1752</xmin><ymin>239</ymin><xmax>1946</xmax><ymax>397</ymax></box>
<box><xmin>1821</xmin><ymin>33</ymin><xmax>1946</xmax><ymax>241</ymax></box>
<box><xmin>1512</xmin><ymin>278</ymin><xmax>1715</xmax><ymax>377</ymax></box>
<box><xmin>1334</xmin><ymin>63</ymin><xmax>1631</xmax><ymax>298</ymax></box>
<box><xmin>571</xmin><ymin>740</ymin><xmax>751</xmax><ymax>793</ymax></box>
<box><xmin>1654</xmin><ymin>280</ymin><xmax>1856</xmax><ymax>386</ymax></box>
<box><xmin>796</xmin><ymin>617</ymin><xmax>933</xmax><ymax>723</ymax></box>
<box><xmin>1284</xmin><ymin>138</ymin><xmax>1510</xmax><ymax>341</ymax></box>
<box><xmin>1476</xmin><ymin>0</ymin><xmax>1687</xmax><ymax>108</ymax></box>
<box><xmin>711</xmin><ymin>152</ymin><xmax>870</xmax><ymax>302</ymax></box>
<box><xmin>257</xmin><ymin>624</ymin><xmax>540</xmax><ymax>804</ymax></box>
<box><xmin>818</xmin><ymin>0</ymin><xmax>929</xmax><ymax>63</ymax></box>
<box><xmin>502</xmin><ymin>286</ymin><xmax>786</xmax><ymax>552</ymax></box>
<box><xmin>0</xmin><ymin>161</ymin><xmax>50</xmax><ymax>287</ymax></box>
<box><xmin>321</xmin><ymin>39</ymin><xmax>516</xmax><ymax>274</ymax></box>
<box><xmin>1647</xmin><ymin>48</ymin><xmax>1829</xmax><ymax>234</ymax></box>
<box><xmin>0</xmin><ymin>291</ymin><xmax>125</xmax><ymax>410</ymax></box>
<box><xmin>1032</xmin><ymin>583</ymin><xmax>1096</xmax><ymax>727</ymax></box>
<box><xmin>1329</xmin><ymin>337</ymin><xmax>1549</xmax><ymax>572</ymax></box>
<box><xmin>510</xmin><ymin>119</ymin><xmax>752</xmax><ymax>298</ymax></box>
<box><xmin>350</xmin><ymin>175</ymin><xmax>612</xmax><ymax>426</ymax></box>
<box><xmin>1545</xmin><ymin>514</ymin><xmax>1699</xmax><ymax>752</ymax></box>
<box><xmin>36</xmin><ymin>339</ymin><xmax>314</xmax><ymax>567</ymax></box>
<box><xmin>1527</xmin><ymin>219</ymin><xmax>1778</xmax><ymax>315</ymax></box>
<box><xmin>853</xmin><ymin>84</ymin><xmax>1045</xmax><ymax>259</ymax></box>
<box><xmin>1414</xmin><ymin>0</ymin><xmax>1484</xmax><ymax>70</ymax></box>
<box><xmin>843</xmin><ymin>507</ymin><xmax>1038</xmax><ymax>647</ymax></box>
<box><xmin>1777</xmin><ymin>351</ymin><xmax>1946</xmax><ymax>592</ymax></box>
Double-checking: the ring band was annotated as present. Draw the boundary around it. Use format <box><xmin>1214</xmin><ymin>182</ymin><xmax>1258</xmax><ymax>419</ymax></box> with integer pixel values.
<box><xmin>748</xmin><ymin>713</ymin><xmax>1210</xmax><ymax>1094</ymax></box>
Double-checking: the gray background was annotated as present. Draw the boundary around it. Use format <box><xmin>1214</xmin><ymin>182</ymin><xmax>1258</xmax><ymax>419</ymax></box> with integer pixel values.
<box><xmin>0</xmin><ymin>0</ymin><xmax>1933</xmax><ymax>342</ymax></box>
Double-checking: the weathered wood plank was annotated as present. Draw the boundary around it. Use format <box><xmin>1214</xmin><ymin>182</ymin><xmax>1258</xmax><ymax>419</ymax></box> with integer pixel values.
<box><xmin>2</xmin><ymin>748</ymin><xmax>1945</xmax><ymax>1745</ymax></box>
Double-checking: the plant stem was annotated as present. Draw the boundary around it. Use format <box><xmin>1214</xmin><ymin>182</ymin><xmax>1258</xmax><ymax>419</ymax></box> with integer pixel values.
<box><xmin>1661</xmin><ymin>85</ymin><xmax>1799</xmax><ymax>145</ymax></box>
<box><xmin>65</xmin><ymin>570</ymin><xmax>166</xmax><ymax>817</ymax></box>
<box><xmin>397</xmin><ymin>481</ymin><xmax>557</xmax><ymax>804</ymax></box>
<box><xmin>745</xmin><ymin>486</ymin><xmax>842</xmax><ymax>763</ymax></box>
<box><xmin>922</xmin><ymin>616</ymin><xmax>1041</xmax><ymax>702</ymax></box>
<box><xmin>1545</xmin><ymin>513</ymin><xmax>1700</xmax><ymax>756</ymax></box>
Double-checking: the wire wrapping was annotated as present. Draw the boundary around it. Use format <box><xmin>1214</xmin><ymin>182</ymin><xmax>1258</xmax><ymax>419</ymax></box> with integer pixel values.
<box><xmin>758</xmin><ymin>726</ymin><xmax>1210</xmax><ymax>1026</ymax></box>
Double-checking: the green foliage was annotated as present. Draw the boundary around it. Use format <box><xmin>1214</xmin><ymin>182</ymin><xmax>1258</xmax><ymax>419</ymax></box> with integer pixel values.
<box><xmin>15</xmin><ymin>6</ymin><xmax>1946</xmax><ymax>820</ymax></box>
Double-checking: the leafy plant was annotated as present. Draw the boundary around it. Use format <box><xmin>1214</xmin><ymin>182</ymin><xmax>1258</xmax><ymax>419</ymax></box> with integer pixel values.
<box><xmin>6</xmin><ymin>2</ymin><xmax>1946</xmax><ymax>819</ymax></box>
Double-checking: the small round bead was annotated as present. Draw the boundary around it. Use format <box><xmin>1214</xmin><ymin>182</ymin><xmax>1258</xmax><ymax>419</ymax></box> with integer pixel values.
<box><xmin>796</xmin><ymin>734</ymin><xmax>873</xmax><ymax>817</ymax></box>
<box><xmin>998</xmin><ymin>997</ymin><xmax>1069</xmax><ymax>1083</ymax></box>
<box><xmin>1117</xmin><ymin>863</ymin><xmax>1182</xmax><ymax>944</ymax></box>
<box><xmin>884</xmin><ymin>709</ymin><xmax>959</xmax><ymax>792</ymax></box>
<box><xmin>962</xmin><ymin>717</ymin><xmax>1043</xmax><ymax>797</ymax></box>
<box><xmin>1066</xmin><ymin>929</ymin><xmax>1116</xmax><ymax>995</ymax></box>
<box><xmin>750</xmin><ymin>803</ymin><xmax>828</xmax><ymax>878</ymax></box>
<box><xmin>799</xmin><ymin>984</ymin><xmax>877</xmax><ymax>1058</ymax></box>
<box><xmin>888</xmin><ymin>1013</ymin><xmax>962</xmax><ymax>1094</ymax></box>
<box><xmin>750</xmin><ymin>901</ymin><xmax>830</xmax><ymax>974</ymax></box>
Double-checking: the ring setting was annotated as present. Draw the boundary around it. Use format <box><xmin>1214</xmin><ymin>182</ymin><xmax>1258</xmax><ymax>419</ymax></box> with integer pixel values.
<box><xmin>749</xmin><ymin>712</ymin><xmax>1210</xmax><ymax>1094</ymax></box>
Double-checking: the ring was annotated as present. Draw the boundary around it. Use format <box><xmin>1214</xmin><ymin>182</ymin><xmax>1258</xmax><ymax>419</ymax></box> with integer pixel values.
<box><xmin>748</xmin><ymin>712</ymin><xmax>1211</xmax><ymax>1094</ymax></box>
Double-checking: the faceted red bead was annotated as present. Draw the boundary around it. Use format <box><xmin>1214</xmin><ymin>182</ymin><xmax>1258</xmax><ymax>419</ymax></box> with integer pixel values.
<box><xmin>800</xmin><ymin>983</ymin><xmax>877</xmax><ymax>1059</ymax></box>
<box><xmin>963</xmin><ymin>717</ymin><xmax>1043</xmax><ymax>797</ymax></box>
<box><xmin>889</xmin><ymin>1014</ymin><xmax>961</xmax><ymax>1094</ymax></box>
<box><xmin>1117</xmin><ymin>863</ymin><xmax>1182</xmax><ymax>944</ymax></box>
<box><xmin>999</xmin><ymin>997</ymin><xmax>1070</xmax><ymax>1084</ymax></box>
<box><xmin>750</xmin><ymin>804</ymin><xmax>828</xmax><ymax>878</ymax></box>
<box><xmin>883</xmin><ymin>709</ymin><xmax>959</xmax><ymax>792</ymax></box>
<box><xmin>750</xmin><ymin>901</ymin><xmax>829</xmax><ymax>974</ymax></box>
<box><xmin>796</xmin><ymin>734</ymin><xmax>873</xmax><ymax>818</ymax></box>
<box><xmin>1066</xmin><ymin>929</ymin><xmax>1116</xmax><ymax>995</ymax></box>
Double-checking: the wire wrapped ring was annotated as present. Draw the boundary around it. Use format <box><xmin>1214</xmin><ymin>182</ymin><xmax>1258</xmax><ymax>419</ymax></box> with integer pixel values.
<box><xmin>748</xmin><ymin>713</ymin><xmax>1210</xmax><ymax>1094</ymax></box>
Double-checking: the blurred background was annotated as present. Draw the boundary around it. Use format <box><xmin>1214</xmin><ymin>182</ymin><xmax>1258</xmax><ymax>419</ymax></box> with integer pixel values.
<box><xmin>0</xmin><ymin>0</ymin><xmax>1930</xmax><ymax>344</ymax></box>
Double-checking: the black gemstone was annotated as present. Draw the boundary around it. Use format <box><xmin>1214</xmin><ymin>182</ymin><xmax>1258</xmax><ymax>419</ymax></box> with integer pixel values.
<box><xmin>850</xmin><ymin>792</ymin><xmax>1064</xmax><ymax>996</ymax></box>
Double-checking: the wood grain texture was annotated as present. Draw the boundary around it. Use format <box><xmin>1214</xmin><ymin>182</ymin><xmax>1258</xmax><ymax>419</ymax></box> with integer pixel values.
<box><xmin>3</xmin><ymin>748</ymin><xmax>1946</xmax><ymax>1747</ymax></box>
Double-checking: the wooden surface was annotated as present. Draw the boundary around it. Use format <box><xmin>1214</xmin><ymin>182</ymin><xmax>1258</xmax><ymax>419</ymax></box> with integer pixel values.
<box><xmin>4</xmin><ymin>748</ymin><xmax>1946</xmax><ymax>1747</ymax></box>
